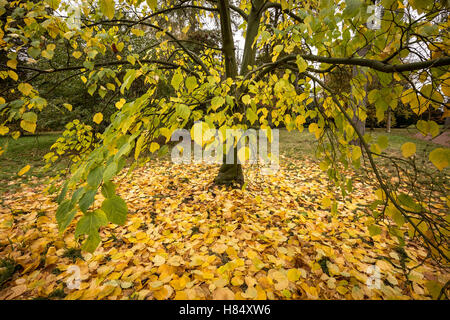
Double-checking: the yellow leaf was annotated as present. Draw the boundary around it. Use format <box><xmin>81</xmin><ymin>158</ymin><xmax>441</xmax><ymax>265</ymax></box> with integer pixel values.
<box><xmin>7</xmin><ymin>59</ymin><xmax>17</xmax><ymax>69</ymax></box>
<box><xmin>237</xmin><ymin>146</ymin><xmax>251</xmax><ymax>163</ymax></box>
<box><xmin>287</xmin><ymin>269</ymin><xmax>301</xmax><ymax>282</ymax></box>
<box><xmin>20</xmin><ymin>120</ymin><xmax>36</xmax><ymax>133</ymax></box>
<box><xmin>441</xmin><ymin>75</ymin><xmax>450</xmax><ymax>97</ymax></box>
<box><xmin>212</xmin><ymin>287</ymin><xmax>234</xmax><ymax>300</ymax></box>
<box><xmin>401</xmin><ymin>142</ymin><xmax>416</xmax><ymax>158</ymax></box>
<box><xmin>231</xmin><ymin>276</ymin><xmax>244</xmax><ymax>286</ymax></box>
<box><xmin>336</xmin><ymin>286</ymin><xmax>348</xmax><ymax>295</ymax></box>
<box><xmin>115</xmin><ymin>98</ymin><xmax>126</xmax><ymax>109</ymax></box>
<box><xmin>8</xmin><ymin>70</ymin><xmax>18</xmax><ymax>81</ymax></box>
<box><xmin>174</xmin><ymin>291</ymin><xmax>188</xmax><ymax>300</ymax></box>
<box><xmin>63</xmin><ymin>103</ymin><xmax>72</xmax><ymax>111</ymax></box>
<box><xmin>72</xmin><ymin>51</ymin><xmax>82</xmax><ymax>59</ymax></box>
<box><xmin>429</xmin><ymin>148</ymin><xmax>449</xmax><ymax>171</ymax></box>
<box><xmin>153</xmin><ymin>255</ymin><xmax>166</xmax><ymax>266</ymax></box>
<box><xmin>18</xmin><ymin>83</ymin><xmax>33</xmax><ymax>96</ymax></box>
<box><xmin>0</xmin><ymin>125</ymin><xmax>9</xmax><ymax>135</ymax></box>
<box><xmin>93</xmin><ymin>112</ymin><xmax>103</xmax><ymax>124</ymax></box>
<box><xmin>18</xmin><ymin>165</ymin><xmax>31</xmax><ymax>176</ymax></box>
<box><xmin>182</xmin><ymin>25</ymin><xmax>190</xmax><ymax>34</ymax></box>
<box><xmin>150</xmin><ymin>142</ymin><xmax>160</xmax><ymax>153</ymax></box>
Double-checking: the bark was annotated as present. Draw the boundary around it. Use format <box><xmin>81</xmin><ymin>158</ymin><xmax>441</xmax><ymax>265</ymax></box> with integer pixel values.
<box><xmin>214</xmin><ymin>0</ymin><xmax>264</xmax><ymax>186</ymax></box>
<box><xmin>444</xmin><ymin>116</ymin><xmax>450</xmax><ymax>130</ymax></box>
<box><xmin>214</xmin><ymin>147</ymin><xmax>244</xmax><ymax>186</ymax></box>
<box><xmin>386</xmin><ymin>106</ymin><xmax>391</xmax><ymax>133</ymax></box>
<box><xmin>240</xmin><ymin>0</ymin><xmax>264</xmax><ymax>75</ymax></box>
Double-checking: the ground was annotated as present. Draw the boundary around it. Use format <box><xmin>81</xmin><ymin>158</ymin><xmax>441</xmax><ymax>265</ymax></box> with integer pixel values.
<box><xmin>0</xmin><ymin>129</ymin><xmax>448</xmax><ymax>300</ymax></box>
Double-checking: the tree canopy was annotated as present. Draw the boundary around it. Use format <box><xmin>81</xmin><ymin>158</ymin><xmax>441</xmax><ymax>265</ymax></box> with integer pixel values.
<box><xmin>0</xmin><ymin>0</ymin><xmax>449</xmax><ymax>264</ymax></box>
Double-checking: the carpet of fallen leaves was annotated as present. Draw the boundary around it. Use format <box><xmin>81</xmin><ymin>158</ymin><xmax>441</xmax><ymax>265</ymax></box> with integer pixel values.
<box><xmin>0</xmin><ymin>157</ymin><xmax>448</xmax><ymax>300</ymax></box>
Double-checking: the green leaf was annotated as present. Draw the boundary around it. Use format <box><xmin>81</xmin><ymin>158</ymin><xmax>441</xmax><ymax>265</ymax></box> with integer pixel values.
<box><xmin>56</xmin><ymin>199</ymin><xmax>76</xmax><ymax>232</ymax></box>
<box><xmin>71</xmin><ymin>187</ymin><xmax>86</xmax><ymax>206</ymax></box>
<box><xmin>171</xmin><ymin>71</ymin><xmax>183</xmax><ymax>91</ymax></box>
<box><xmin>78</xmin><ymin>189</ymin><xmax>97</xmax><ymax>213</ymax></box>
<box><xmin>101</xmin><ymin>181</ymin><xmax>116</xmax><ymax>198</ymax></box>
<box><xmin>22</xmin><ymin>112</ymin><xmax>37</xmax><ymax>123</ymax></box>
<box><xmin>100</xmin><ymin>0</ymin><xmax>115</xmax><ymax>19</ymax></box>
<box><xmin>75</xmin><ymin>210</ymin><xmax>108</xmax><ymax>238</ymax></box>
<box><xmin>185</xmin><ymin>76</ymin><xmax>198</xmax><ymax>93</ymax></box>
<box><xmin>82</xmin><ymin>233</ymin><xmax>101</xmax><ymax>253</ymax></box>
<box><xmin>56</xmin><ymin>181</ymin><xmax>68</xmax><ymax>204</ymax></box>
<box><xmin>368</xmin><ymin>224</ymin><xmax>381</xmax><ymax>236</ymax></box>
<box><xmin>343</xmin><ymin>0</ymin><xmax>362</xmax><ymax>18</ymax></box>
<box><xmin>101</xmin><ymin>195</ymin><xmax>128</xmax><ymax>225</ymax></box>
<box><xmin>398</xmin><ymin>193</ymin><xmax>422</xmax><ymax>212</ymax></box>
<box><xmin>146</xmin><ymin>0</ymin><xmax>157</xmax><ymax>11</ymax></box>
<box><xmin>87</xmin><ymin>166</ymin><xmax>104</xmax><ymax>188</ymax></box>
<box><xmin>75</xmin><ymin>210</ymin><xmax>108</xmax><ymax>252</ymax></box>
<box><xmin>121</xmin><ymin>69</ymin><xmax>137</xmax><ymax>94</ymax></box>
<box><xmin>103</xmin><ymin>162</ymin><xmax>118</xmax><ymax>181</ymax></box>
<box><xmin>176</xmin><ymin>104</ymin><xmax>190</xmax><ymax>120</ymax></box>
<box><xmin>211</xmin><ymin>96</ymin><xmax>225</xmax><ymax>111</ymax></box>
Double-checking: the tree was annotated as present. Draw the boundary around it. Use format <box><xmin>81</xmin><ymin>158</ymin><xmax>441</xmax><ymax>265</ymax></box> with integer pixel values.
<box><xmin>0</xmin><ymin>0</ymin><xmax>449</xmax><ymax>262</ymax></box>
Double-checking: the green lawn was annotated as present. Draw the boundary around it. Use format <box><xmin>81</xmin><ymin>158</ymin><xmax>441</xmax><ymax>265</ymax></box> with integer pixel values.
<box><xmin>0</xmin><ymin>128</ymin><xmax>444</xmax><ymax>194</ymax></box>
<box><xmin>278</xmin><ymin>127</ymin><xmax>442</xmax><ymax>160</ymax></box>
<box><xmin>0</xmin><ymin>133</ymin><xmax>63</xmax><ymax>193</ymax></box>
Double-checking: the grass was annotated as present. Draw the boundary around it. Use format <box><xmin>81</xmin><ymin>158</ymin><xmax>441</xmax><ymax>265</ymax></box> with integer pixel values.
<box><xmin>364</xmin><ymin>127</ymin><xmax>441</xmax><ymax>158</ymax></box>
<box><xmin>0</xmin><ymin>133</ymin><xmax>64</xmax><ymax>194</ymax></box>
<box><xmin>279</xmin><ymin>129</ymin><xmax>318</xmax><ymax>160</ymax></box>
<box><xmin>0</xmin><ymin>258</ymin><xmax>19</xmax><ymax>288</ymax></box>
<box><xmin>278</xmin><ymin>127</ymin><xmax>443</xmax><ymax>160</ymax></box>
<box><xmin>0</xmin><ymin>128</ymin><xmax>444</xmax><ymax>194</ymax></box>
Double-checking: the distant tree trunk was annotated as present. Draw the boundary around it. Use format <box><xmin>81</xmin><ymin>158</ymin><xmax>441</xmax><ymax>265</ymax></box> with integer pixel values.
<box><xmin>386</xmin><ymin>106</ymin><xmax>391</xmax><ymax>133</ymax></box>
<box><xmin>349</xmin><ymin>65</ymin><xmax>367</xmax><ymax>146</ymax></box>
<box><xmin>445</xmin><ymin>116</ymin><xmax>450</xmax><ymax>130</ymax></box>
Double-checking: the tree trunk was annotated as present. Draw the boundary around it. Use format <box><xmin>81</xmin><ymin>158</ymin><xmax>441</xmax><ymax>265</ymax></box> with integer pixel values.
<box><xmin>214</xmin><ymin>0</ymin><xmax>263</xmax><ymax>186</ymax></box>
<box><xmin>386</xmin><ymin>106</ymin><xmax>391</xmax><ymax>133</ymax></box>
<box><xmin>444</xmin><ymin>116</ymin><xmax>450</xmax><ymax>130</ymax></box>
<box><xmin>214</xmin><ymin>147</ymin><xmax>244</xmax><ymax>186</ymax></box>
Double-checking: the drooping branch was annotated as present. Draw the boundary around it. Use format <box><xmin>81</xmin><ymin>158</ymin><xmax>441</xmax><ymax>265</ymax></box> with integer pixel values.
<box><xmin>306</xmin><ymin>72</ymin><xmax>449</xmax><ymax>262</ymax></box>
<box><xmin>1</xmin><ymin>59</ymin><xmax>196</xmax><ymax>76</ymax></box>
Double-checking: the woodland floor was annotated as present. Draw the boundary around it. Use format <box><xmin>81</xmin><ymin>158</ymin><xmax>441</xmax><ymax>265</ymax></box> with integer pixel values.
<box><xmin>0</xmin><ymin>157</ymin><xmax>448</xmax><ymax>300</ymax></box>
